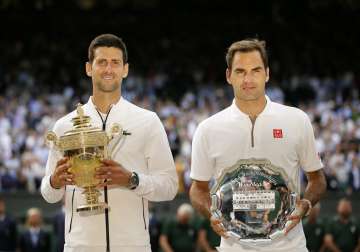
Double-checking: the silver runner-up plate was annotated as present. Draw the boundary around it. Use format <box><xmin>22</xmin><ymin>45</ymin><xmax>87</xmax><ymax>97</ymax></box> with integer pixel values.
<box><xmin>210</xmin><ymin>159</ymin><xmax>298</xmax><ymax>246</ymax></box>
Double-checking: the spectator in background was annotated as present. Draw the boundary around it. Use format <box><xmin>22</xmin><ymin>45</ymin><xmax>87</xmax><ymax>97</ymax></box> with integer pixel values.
<box><xmin>197</xmin><ymin>217</ymin><xmax>220</xmax><ymax>252</ymax></box>
<box><xmin>303</xmin><ymin>203</ymin><xmax>326</xmax><ymax>252</ymax></box>
<box><xmin>324</xmin><ymin>198</ymin><xmax>360</xmax><ymax>252</ymax></box>
<box><xmin>0</xmin><ymin>111</ymin><xmax>11</xmax><ymax>164</ymax></box>
<box><xmin>19</xmin><ymin>208</ymin><xmax>50</xmax><ymax>252</ymax></box>
<box><xmin>348</xmin><ymin>156</ymin><xmax>360</xmax><ymax>193</ymax></box>
<box><xmin>0</xmin><ymin>196</ymin><xmax>17</xmax><ymax>252</ymax></box>
<box><xmin>159</xmin><ymin>203</ymin><xmax>198</xmax><ymax>252</ymax></box>
<box><xmin>149</xmin><ymin>204</ymin><xmax>162</xmax><ymax>252</ymax></box>
<box><xmin>53</xmin><ymin>200</ymin><xmax>65</xmax><ymax>252</ymax></box>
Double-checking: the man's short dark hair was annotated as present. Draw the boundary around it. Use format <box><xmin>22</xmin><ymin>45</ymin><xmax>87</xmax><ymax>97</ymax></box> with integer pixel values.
<box><xmin>88</xmin><ymin>34</ymin><xmax>128</xmax><ymax>63</ymax></box>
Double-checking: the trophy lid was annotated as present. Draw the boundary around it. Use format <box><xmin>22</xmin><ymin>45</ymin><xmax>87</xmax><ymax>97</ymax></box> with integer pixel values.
<box><xmin>63</xmin><ymin>104</ymin><xmax>102</xmax><ymax>136</ymax></box>
<box><xmin>50</xmin><ymin>104</ymin><xmax>108</xmax><ymax>151</ymax></box>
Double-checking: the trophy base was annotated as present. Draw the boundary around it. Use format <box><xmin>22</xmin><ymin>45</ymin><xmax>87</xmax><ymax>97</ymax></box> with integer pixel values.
<box><xmin>77</xmin><ymin>203</ymin><xmax>109</xmax><ymax>216</ymax></box>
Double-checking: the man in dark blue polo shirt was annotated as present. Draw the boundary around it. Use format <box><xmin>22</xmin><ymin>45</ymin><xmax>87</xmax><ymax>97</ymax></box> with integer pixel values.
<box><xmin>0</xmin><ymin>196</ymin><xmax>17</xmax><ymax>252</ymax></box>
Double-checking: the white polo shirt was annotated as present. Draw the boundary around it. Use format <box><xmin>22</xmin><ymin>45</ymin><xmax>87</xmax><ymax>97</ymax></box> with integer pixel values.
<box><xmin>190</xmin><ymin>96</ymin><xmax>323</xmax><ymax>252</ymax></box>
<box><xmin>41</xmin><ymin>96</ymin><xmax>178</xmax><ymax>252</ymax></box>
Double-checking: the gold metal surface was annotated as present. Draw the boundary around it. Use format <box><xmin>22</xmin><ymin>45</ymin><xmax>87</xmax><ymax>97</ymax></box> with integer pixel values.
<box><xmin>46</xmin><ymin>104</ymin><xmax>121</xmax><ymax>215</ymax></box>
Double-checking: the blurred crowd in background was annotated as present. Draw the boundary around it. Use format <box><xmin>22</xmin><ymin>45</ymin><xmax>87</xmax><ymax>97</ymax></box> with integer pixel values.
<box><xmin>0</xmin><ymin>46</ymin><xmax>359</xmax><ymax>194</ymax></box>
<box><xmin>1</xmin><ymin>1</ymin><xmax>359</xmax><ymax>195</ymax></box>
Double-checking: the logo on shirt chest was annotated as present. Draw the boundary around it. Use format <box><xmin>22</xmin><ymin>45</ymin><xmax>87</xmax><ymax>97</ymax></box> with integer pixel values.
<box><xmin>273</xmin><ymin>129</ymin><xmax>283</xmax><ymax>138</ymax></box>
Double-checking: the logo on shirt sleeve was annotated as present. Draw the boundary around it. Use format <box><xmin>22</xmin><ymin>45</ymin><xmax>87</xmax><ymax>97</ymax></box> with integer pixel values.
<box><xmin>273</xmin><ymin>129</ymin><xmax>283</xmax><ymax>138</ymax></box>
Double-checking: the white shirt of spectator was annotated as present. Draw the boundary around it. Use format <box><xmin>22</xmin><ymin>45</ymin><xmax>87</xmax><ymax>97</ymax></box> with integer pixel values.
<box><xmin>191</xmin><ymin>95</ymin><xmax>323</xmax><ymax>252</ymax></box>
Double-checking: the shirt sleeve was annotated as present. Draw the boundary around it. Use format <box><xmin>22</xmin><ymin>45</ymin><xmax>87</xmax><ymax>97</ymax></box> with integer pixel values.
<box><xmin>133</xmin><ymin>113</ymin><xmax>178</xmax><ymax>201</ymax></box>
<box><xmin>40</xmin><ymin>122</ymin><xmax>65</xmax><ymax>203</ymax></box>
<box><xmin>298</xmin><ymin>112</ymin><xmax>323</xmax><ymax>172</ymax></box>
<box><xmin>190</xmin><ymin>123</ymin><xmax>215</xmax><ymax>181</ymax></box>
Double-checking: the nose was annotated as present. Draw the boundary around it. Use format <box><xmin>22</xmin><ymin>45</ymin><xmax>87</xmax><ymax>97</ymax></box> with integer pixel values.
<box><xmin>104</xmin><ymin>63</ymin><xmax>113</xmax><ymax>72</ymax></box>
<box><xmin>243</xmin><ymin>72</ymin><xmax>253</xmax><ymax>83</ymax></box>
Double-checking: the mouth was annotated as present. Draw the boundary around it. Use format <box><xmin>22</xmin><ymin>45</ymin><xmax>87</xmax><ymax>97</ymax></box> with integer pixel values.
<box><xmin>102</xmin><ymin>75</ymin><xmax>114</xmax><ymax>81</ymax></box>
<box><xmin>242</xmin><ymin>86</ymin><xmax>256</xmax><ymax>91</ymax></box>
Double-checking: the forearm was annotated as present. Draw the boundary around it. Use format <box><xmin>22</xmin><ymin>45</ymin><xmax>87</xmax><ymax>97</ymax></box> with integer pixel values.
<box><xmin>198</xmin><ymin>230</ymin><xmax>213</xmax><ymax>252</ymax></box>
<box><xmin>41</xmin><ymin>175</ymin><xmax>65</xmax><ymax>203</ymax></box>
<box><xmin>326</xmin><ymin>243</ymin><xmax>341</xmax><ymax>252</ymax></box>
<box><xmin>319</xmin><ymin>244</ymin><xmax>326</xmax><ymax>252</ymax></box>
<box><xmin>303</xmin><ymin>170</ymin><xmax>327</xmax><ymax>206</ymax></box>
<box><xmin>189</xmin><ymin>182</ymin><xmax>211</xmax><ymax>219</ymax></box>
<box><xmin>324</xmin><ymin>235</ymin><xmax>341</xmax><ymax>252</ymax></box>
<box><xmin>159</xmin><ymin>235</ymin><xmax>174</xmax><ymax>252</ymax></box>
<box><xmin>42</xmin><ymin>148</ymin><xmax>65</xmax><ymax>203</ymax></box>
<box><xmin>355</xmin><ymin>238</ymin><xmax>360</xmax><ymax>252</ymax></box>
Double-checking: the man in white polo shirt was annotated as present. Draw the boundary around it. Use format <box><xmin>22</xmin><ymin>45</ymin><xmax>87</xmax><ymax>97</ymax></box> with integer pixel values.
<box><xmin>41</xmin><ymin>34</ymin><xmax>178</xmax><ymax>252</ymax></box>
<box><xmin>189</xmin><ymin>39</ymin><xmax>327</xmax><ymax>252</ymax></box>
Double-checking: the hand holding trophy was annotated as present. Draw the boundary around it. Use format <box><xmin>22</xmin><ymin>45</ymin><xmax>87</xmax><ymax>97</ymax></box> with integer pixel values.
<box><xmin>46</xmin><ymin>104</ymin><xmax>122</xmax><ymax>215</ymax></box>
<box><xmin>49</xmin><ymin>157</ymin><xmax>74</xmax><ymax>188</ymax></box>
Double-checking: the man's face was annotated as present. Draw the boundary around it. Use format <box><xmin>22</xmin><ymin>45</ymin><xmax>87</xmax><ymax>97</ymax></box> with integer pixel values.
<box><xmin>177</xmin><ymin>212</ymin><xmax>191</xmax><ymax>225</ymax></box>
<box><xmin>28</xmin><ymin>212</ymin><xmax>42</xmax><ymax>227</ymax></box>
<box><xmin>226</xmin><ymin>51</ymin><xmax>269</xmax><ymax>102</ymax></box>
<box><xmin>337</xmin><ymin>200</ymin><xmax>352</xmax><ymax>219</ymax></box>
<box><xmin>86</xmin><ymin>46</ymin><xmax>129</xmax><ymax>93</ymax></box>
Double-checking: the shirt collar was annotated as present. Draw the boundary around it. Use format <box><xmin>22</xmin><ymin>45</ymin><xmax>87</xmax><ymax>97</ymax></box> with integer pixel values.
<box><xmin>87</xmin><ymin>96</ymin><xmax>125</xmax><ymax>114</ymax></box>
<box><xmin>30</xmin><ymin>227</ymin><xmax>40</xmax><ymax>234</ymax></box>
<box><xmin>231</xmin><ymin>95</ymin><xmax>274</xmax><ymax>118</ymax></box>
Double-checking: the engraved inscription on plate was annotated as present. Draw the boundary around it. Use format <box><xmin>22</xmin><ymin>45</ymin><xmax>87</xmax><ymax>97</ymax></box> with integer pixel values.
<box><xmin>233</xmin><ymin>190</ymin><xmax>276</xmax><ymax>211</ymax></box>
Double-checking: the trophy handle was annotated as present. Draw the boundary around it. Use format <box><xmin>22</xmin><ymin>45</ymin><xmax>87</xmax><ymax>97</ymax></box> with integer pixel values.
<box><xmin>109</xmin><ymin>123</ymin><xmax>123</xmax><ymax>139</ymax></box>
<box><xmin>46</xmin><ymin>131</ymin><xmax>59</xmax><ymax>148</ymax></box>
<box><xmin>107</xmin><ymin>123</ymin><xmax>123</xmax><ymax>159</ymax></box>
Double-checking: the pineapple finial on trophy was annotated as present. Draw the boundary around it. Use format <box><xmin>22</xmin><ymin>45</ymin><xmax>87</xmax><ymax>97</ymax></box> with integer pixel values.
<box><xmin>72</xmin><ymin>103</ymin><xmax>91</xmax><ymax>129</ymax></box>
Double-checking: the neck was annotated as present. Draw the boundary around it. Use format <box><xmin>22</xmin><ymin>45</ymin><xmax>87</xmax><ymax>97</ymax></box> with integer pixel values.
<box><xmin>235</xmin><ymin>95</ymin><xmax>267</xmax><ymax>118</ymax></box>
<box><xmin>92</xmin><ymin>91</ymin><xmax>121</xmax><ymax>114</ymax></box>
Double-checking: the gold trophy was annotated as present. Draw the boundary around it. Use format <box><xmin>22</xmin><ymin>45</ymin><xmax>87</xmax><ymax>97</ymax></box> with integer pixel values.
<box><xmin>46</xmin><ymin>104</ymin><xmax>121</xmax><ymax>215</ymax></box>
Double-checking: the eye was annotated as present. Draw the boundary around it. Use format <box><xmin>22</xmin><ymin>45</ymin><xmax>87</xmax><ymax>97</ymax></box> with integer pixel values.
<box><xmin>97</xmin><ymin>59</ymin><xmax>107</xmax><ymax>67</ymax></box>
<box><xmin>234</xmin><ymin>69</ymin><xmax>245</xmax><ymax>75</ymax></box>
<box><xmin>253</xmin><ymin>68</ymin><xmax>262</xmax><ymax>73</ymax></box>
<box><xmin>112</xmin><ymin>60</ymin><xmax>121</xmax><ymax>66</ymax></box>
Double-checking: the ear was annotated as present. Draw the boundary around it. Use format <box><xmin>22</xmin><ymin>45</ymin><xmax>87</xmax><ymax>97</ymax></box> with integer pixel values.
<box><xmin>85</xmin><ymin>62</ymin><xmax>92</xmax><ymax>77</ymax></box>
<box><xmin>226</xmin><ymin>68</ymin><xmax>232</xmax><ymax>85</ymax></box>
<box><xmin>265</xmin><ymin>67</ymin><xmax>270</xmax><ymax>82</ymax></box>
<box><xmin>122</xmin><ymin>63</ymin><xmax>129</xmax><ymax>78</ymax></box>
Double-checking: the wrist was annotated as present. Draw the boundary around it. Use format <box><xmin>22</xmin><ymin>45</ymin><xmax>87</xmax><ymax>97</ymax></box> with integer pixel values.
<box><xmin>127</xmin><ymin>171</ymin><xmax>139</xmax><ymax>190</ymax></box>
<box><xmin>50</xmin><ymin>175</ymin><xmax>61</xmax><ymax>189</ymax></box>
<box><xmin>300</xmin><ymin>198</ymin><xmax>312</xmax><ymax>217</ymax></box>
